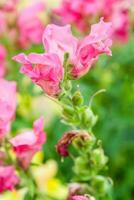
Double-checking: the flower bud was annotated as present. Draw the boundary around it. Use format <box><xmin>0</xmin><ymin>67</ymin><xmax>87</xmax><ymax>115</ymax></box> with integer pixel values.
<box><xmin>63</xmin><ymin>105</ymin><xmax>74</xmax><ymax>118</ymax></box>
<box><xmin>72</xmin><ymin>91</ymin><xmax>84</xmax><ymax>106</ymax></box>
<box><xmin>92</xmin><ymin>148</ymin><xmax>108</xmax><ymax>170</ymax></box>
<box><xmin>82</xmin><ymin>108</ymin><xmax>98</xmax><ymax>128</ymax></box>
<box><xmin>73</xmin><ymin>156</ymin><xmax>95</xmax><ymax>180</ymax></box>
<box><xmin>91</xmin><ymin>176</ymin><xmax>113</xmax><ymax>196</ymax></box>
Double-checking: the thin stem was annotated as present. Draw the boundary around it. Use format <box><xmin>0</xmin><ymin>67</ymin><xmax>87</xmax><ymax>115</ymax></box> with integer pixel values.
<box><xmin>89</xmin><ymin>89</ymin><xmax>106</xmax><ymax>107</ymax></box>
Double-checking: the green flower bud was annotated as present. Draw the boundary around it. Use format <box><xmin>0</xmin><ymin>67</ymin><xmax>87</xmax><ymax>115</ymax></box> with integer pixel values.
<box><xmin>72</xmin><ymin>91</ymin><xmax>84</xmax><ymax>106</ymax></box>
<box><xmin>92</xmin><ymin>148</ymin><xmax>108</xmax><ymax>170</ymax></box>
<box><xmin>73</xmin><ymin>156</ymin><xmax>95</xmax><ymax>180</ymax></box>
<box><xmin>73</xmin><ymin>131</ymin><xmax>96</xmax><ymax>152</ymax></box>
<box><xmin>82</xmin><ymin>108</ymin><xmax>98</xmax><ymax>128</ymax></box>
<box><xmin>64</xmin><ymin>80</ymin><xmax>72</xmax><ymax>91</ymax></box>
<box><xmin>91</xmin><ymin>176</ymin><xmax>113</xmax><ymax>197</ymax></box>
<box><xmin>63</xmin><ymin>105</ymin><xmax>74</xmax><ymax>118</ymax></box>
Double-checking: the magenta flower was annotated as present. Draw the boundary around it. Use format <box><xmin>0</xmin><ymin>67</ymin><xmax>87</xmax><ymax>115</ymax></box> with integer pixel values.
<box><xmin>13</xmin><ymin>53</ymin><xmax>63</xmax><ymax>96</ymax></box>
<box><xmin>69</xmin><ymin>195</ymin><xmax>90</xmax><ymax>200</ymax></box>
<box><xmin>17</xmin><ymin>2</ymin><xmax>45</xmax><ymax>48</ymax></box>
<box><xmin>0</xmin><ymin>166</ymin><xmax>19</xmax><ymax>193</ymax></box>
<box><xmin>0</xmin><ymin>45</ymin><xmax>6</xmax><ymax>77</ymax></box>
<box><xmin>0</xmin><ymin>79</ymin><xmax>16</xmax><ymax>139</ymax></box>
<box><xmin>10</xmin><ymin>117</ymin><xmax>46</xmax><ymax>169</ymax></box>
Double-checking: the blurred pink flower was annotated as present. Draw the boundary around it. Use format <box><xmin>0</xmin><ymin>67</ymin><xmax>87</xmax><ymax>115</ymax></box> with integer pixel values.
<box><xmin>0</xmin><ymin>166</ymin><xmax>19</xmax><ymax>192</ymax></box>
<box><xmin>71</xmin><ymin>18</ymin><xmax>112</xmax><ymax>78</ymax></box>
<box><xmin>70</xmin><ymin>195</ymin><xmax>90</xmax><ymax>200</ymax></box>
<box><xmin>17</xmin><ymin>2</ymin><xmax>45</xmax><ymax>48</ymax></box>
<box><xmin>43</xmin><ymin>24</ymin><xmax>78</xmax><ymax>63</ymax></box>
<box><xmin>1</xmin><ymin>0</ymin><xmax>18</xmax><ymax>12</ymax></box>
<box><xmin>55</xmin><ymin>0</ymin><xmax>101</xmax><ymax>32</ymax></box>
<box><xmin>0</xmin><ymin>45</ymin><xmax>6</xmax><ymax>77</ymax></box>
<box><xmin>103</xmin><ymin>0</ymin><xmax>130</xmax><ymax>42</ymax></box>
<box><xmin>10</xmin><ymin>117</ymin><xmax>46</xmax><ymax>169</ymax></box>
<box><xmin>13</xmin><ymin>53</ymin><xmax>63</xmax><ymax>96</ymax></box>
<box><xmin>0</xmin><ymin>79</ymin><xmax>16</xmax><ymax>138</ymax></box>
<box><xmin>55</xmin><ymin>0</ymin><xmax>132</xmax><ymax>42</ymax></box>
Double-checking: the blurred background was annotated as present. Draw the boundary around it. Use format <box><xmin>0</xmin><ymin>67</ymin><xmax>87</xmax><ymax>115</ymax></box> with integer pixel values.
<box><xmin>0</xmin><ymin>0</ymin><xmax>134</xmax><ymax>200</ymax></box>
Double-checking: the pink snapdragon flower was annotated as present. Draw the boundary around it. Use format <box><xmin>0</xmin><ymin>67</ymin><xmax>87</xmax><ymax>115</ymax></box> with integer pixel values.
<box><xmin>43</xmin><ymin>24</ymin><xmax>78</xmax><ymax>63</ymax></box>
<box><xmin>10</xmin><ymin>117</ymin><xmax>46</xmax><ymax>169</ymax></box>
<box><xmin>17</xmin><ymin>2</ymin><xmax>45</xmax><ymax>48</ymax></box>
<box><xmin>71</xmin><ymin>18</ymin><xmax>112</xmax><ymax>78</ymax></box>
<box><xmin>0</xmin><ymin>79</ymin><xmax>16</xmax><ymax>138</ymax></box>
<box><xmin>0</xmin><ymin>166</ymin><xmax>19</xmax><ymax>192</ymax></box>
<box><xmin>69</xmin><ymin>196</ymin><xmax>90</xmax><ymax>200</ymax></box>
<box><xmin>43</xmin><ymin>18</ymin><xmax>112</xmax><ymax>78</ymax></box>
<box><xmin>13</xmin><ymin>53</ymin><xmax>63</xmax><ymax>96</ymax></box>
<box><xmin>0</xmin><ymin>45</ymin><xmax>6</xmax><ymax>77</ymax></box>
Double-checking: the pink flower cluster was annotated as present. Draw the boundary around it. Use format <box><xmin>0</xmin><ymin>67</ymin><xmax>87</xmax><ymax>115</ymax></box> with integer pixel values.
<box><xmin>0</xmin><ymin>166</ymin><xmax>19</xmax><ymax>192</ymax></box>
<box><xmin>0</xmin><ymin>1</ymin><xmax>45</xmax><ymax>48</ymax></box>
<box><xmin>55</xmin><ymin>0</ymin><xmax>133</xmax><ymax>42</ymax></box>
<box><xmin>13</xmin><ymin>18</ymin><xmax>112</xmax><ymax>96</ymax></box>
<box><xmin>0</xmin><ymin>79</ymin><xmax>16</xmax><ymax>139</ymax></box>
<box><xmin>0</xmin><ymin>45</ymin><xmax>6</xmax><ymax>77</ymax></box>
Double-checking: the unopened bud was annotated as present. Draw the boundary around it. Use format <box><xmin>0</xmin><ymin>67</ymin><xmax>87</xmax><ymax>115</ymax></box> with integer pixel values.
<box><xmin>91</xmin><ymin>176</ymin><xmax>113</xmax><ymax>196</ymax></box>
<box><xmin>72</xmin><ymin>91</ymin><xmax>84</xmax><ymax>106</ymax></box>
<box><xmin>82</xmin><ymin>108</ymin><xmax>98</xmax><ymax>128</ymax></box>
<box><xmin>92</xmin><ymin>148</ymin><xmax>108</xmax><ymax>169</ymax></box>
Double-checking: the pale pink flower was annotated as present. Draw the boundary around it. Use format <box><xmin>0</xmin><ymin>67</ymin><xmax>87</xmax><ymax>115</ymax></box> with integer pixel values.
<box><xmin>43</xmin><ymin>24</ymin><xmax>78</xmax><ymax>63</ymax></box>
<box><xmin>10</xmin><ymin>117</ymin><xmax>46</xmax><ymax>169</ymax></box>
<box><xmin>17</xmin><ymin>2</ymin><xmax>45</xmax><ymax>48</ymax></box>
<box><xmin>0</xmin><ymin>45</ymin><xmax>6</xmax><ymax>77</ymax></box>
<box><xmin>13</xmin><ymin>53</ymin><xmax>63</xmax><ymax>96</ymax></box>
<box><xmin>0</xmin><ymin>166</ymin><xmax>19</xmax><ymax>192</ymax></box>
<box><xmin>0</xmin><ymin>79</ymin><xmax>16</xmax><ymax>138</ymax></box>
<box><xmin>71</xmin><ymin>18</ymin><xmax>112</xmax><ymax>78</ymax></box>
